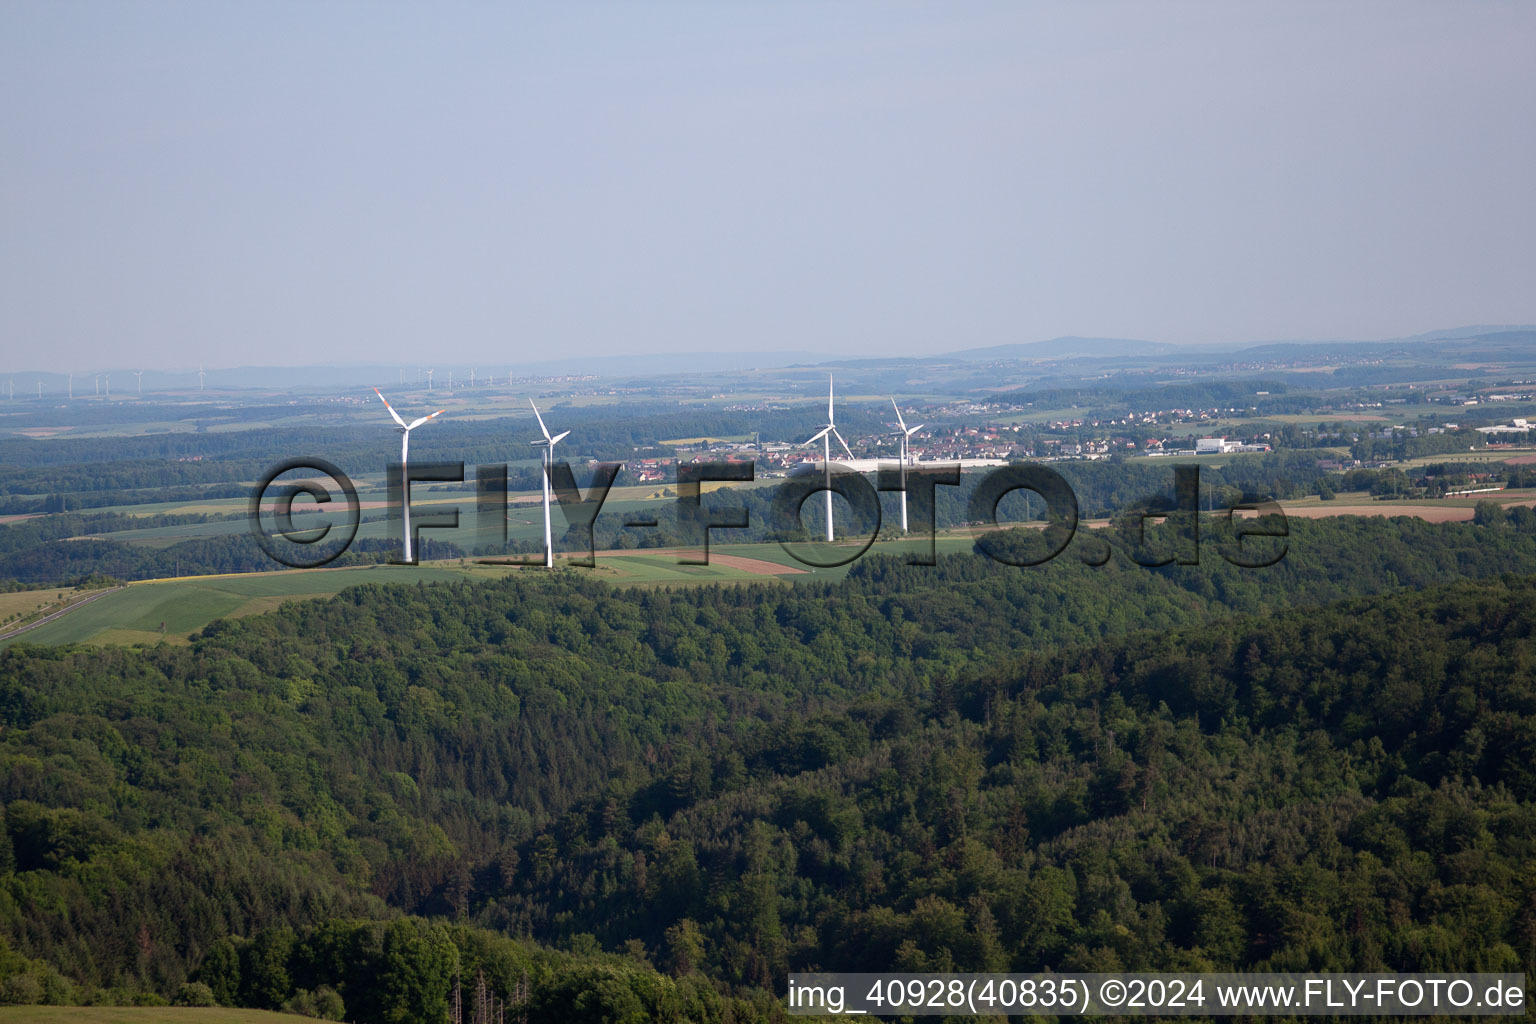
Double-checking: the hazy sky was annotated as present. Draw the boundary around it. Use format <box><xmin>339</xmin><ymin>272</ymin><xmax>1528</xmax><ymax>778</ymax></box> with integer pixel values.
<box><xmin>3</xmin><ymin>2</ymin><xmax>1533</xmax><ymax>371</ymax></box>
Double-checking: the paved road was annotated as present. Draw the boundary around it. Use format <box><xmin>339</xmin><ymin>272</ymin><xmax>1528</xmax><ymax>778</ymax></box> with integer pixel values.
<box><xmin>0</xmin><ymin>586</ymin><xmax>122</xmax><ymax>643</ymax></box>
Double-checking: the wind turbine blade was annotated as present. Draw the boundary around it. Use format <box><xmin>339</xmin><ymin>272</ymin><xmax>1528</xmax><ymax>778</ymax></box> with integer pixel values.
<box><xmin>802</xmin><ymin>427</ymin><xmax>831</xmax><ymax>447</ymax></box>
<box><xmin>828</xmin><ymin>375</ymin><xmax>835</xmax><ymax>424</ymax></box>
<box><xmin>529</xmin><ymin>399</ymin><xmax>551</xmax><ymax>440</ymax></box>
<box><xmin>890</xmin><ymin>397</ymin><xmax>906</xmax><ymax>431</ymax></box>
<box><xmin>407</xmin><ymin>409</ymin><xmax>445</xmax><ymax>430</ymax></box>
<box><xmin>549</xmin><ymin>430</ymin><xmax>571</xmax><ymax>446</ymax></box>
<box><xmin>908</xmin><ymin>424</ymin><xmax>924</xmax><ymax>436</ymax></box>
<box><xmin>374</xmin><ymin>388</ymin><xmax>408</xmax><ymax>428</ymax></box>
<box><xmin>833</xmin><ymin>428</ymin><xmax>854</xmax><ymax>461</ymax></box>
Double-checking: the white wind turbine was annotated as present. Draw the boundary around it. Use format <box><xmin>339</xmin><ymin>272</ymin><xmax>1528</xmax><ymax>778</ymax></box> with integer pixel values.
<box><xmin>197</xmin><ymin>365</ymin><xmax>206</xmax><ymax>391</ymax></box>
<box><xmin>426</xmin><ymin>369</ymin><xmax>435</xmax><ymax>392</ymax></box>
<box><xmin>134</xmin><ymin>370</ymin><xmax>144</xmax><ymax>395</ymax></box>
<box><xmin>800</xmin><ymin>375</ymin><xmax>855</xmax><ymax>543</ymax></box>
<box><xmin>529</xmin><ymin>399</ymin><xmax>571</xmax><ymax>568</ymax></box>
<box><xmin>375</xmin><ymin>388</ymin><xmax>446</xmax><ymax>563</ymax></box>
<box><xmin>888</xmin><ymin>398</ymin><xmax>925</xmax><ymax>533</ymax></box>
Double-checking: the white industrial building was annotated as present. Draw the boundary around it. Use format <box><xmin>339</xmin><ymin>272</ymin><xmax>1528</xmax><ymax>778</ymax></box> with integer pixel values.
<box><xmin>1476</xmin><ymin>419</ymin><xmax>1532</xmax><ymax>435</ymax></box>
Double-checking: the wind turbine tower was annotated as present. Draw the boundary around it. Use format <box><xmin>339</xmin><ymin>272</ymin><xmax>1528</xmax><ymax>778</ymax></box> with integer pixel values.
<box><xmin>800</xmin><ymin>375</ymin><xmax>854</xmax><ymax>543</ymax></box>
<box><xmin>529</xmin><ymin>399</ymin><xmax>571</xmax><ymax>568</ymax></box>
<box><xmin>375</xmin><ymin>389</ymin><xmax>446</xmax><ymax>563</ymax></box>
<box><xmin>198</xmin><ymin>366</ymin><xmax>206</xmax><ymax>391</ymax></box>
<box><xmin>426</xmin><ymin>369</ymin><xmax>435</xmax><ymax>392</ymax></box>
<box><xmin>134</xmin><ymin>370</ymin><xmax>144</xmax><ymax>395</ymax></box>
<box><xmin>888</xmin><ymin>398</ymin><xmax>925</xmax><ymax>533</ymax></box>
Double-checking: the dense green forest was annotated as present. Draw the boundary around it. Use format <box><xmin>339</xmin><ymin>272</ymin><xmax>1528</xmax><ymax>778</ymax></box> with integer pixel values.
<box><xmin>0</xmin><ymin>513</ymin><xmax>1534</xmax><ymax>1019</ymax></box>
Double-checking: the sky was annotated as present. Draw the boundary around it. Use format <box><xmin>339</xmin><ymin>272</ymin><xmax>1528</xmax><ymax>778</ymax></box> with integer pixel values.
<box><xmin>2</xmin><ymin>2</ymin><xmax>1533</xmax><ymax>372</ymax></box>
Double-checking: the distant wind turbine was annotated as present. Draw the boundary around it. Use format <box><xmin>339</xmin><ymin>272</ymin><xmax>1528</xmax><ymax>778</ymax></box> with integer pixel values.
<box><xmin>104</xmin><ymin>374</ymin><xmax>110</xmax><ymax>398</ymax></box>
<box><xmin>800</xmin><ymin>375</ymin><xmax>855</xmax><ymax>543</ymax></box>
<box><xmin>889</xmin><ymin>399</ymin><xmax>925</xmax><ymax>533</ymax></box>
<box><xmin>426</xmin><ymin>369</ymin><xmax>434</xmax><ymax>392</ymax></box>
<box><xmin>197</xmin><ymin>365</ymin><xmax>206</xmax><ymax>391</ymax></box>
<box><xmin>375</xmin><ymin>388</ymin><xmax>446</xmax><ymax>563</ymax></box>
<box><xmin>134</xmin><ymin>370</ymin><xmax>144</xmax><ymax>395</ymax></box>
<box><xmin>529</xmin><ymin>399</ymin><xmax>571</xmax><ymax>568</ymax></box>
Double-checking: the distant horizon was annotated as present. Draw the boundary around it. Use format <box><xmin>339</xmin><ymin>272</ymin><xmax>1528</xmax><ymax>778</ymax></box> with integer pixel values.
<box><xmin>2</xmin><ymin>322</ymin><xmax>1534</xmax><ymax>380</ymax></box>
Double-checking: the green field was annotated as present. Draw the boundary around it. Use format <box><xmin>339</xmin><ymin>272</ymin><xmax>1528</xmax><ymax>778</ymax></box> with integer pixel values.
<box><xmin>0</xmin><ymin>547</ymin><xmax>808</xmax><ymax>647</ymax></box>
<box><xmin>0</xmin><ymin>530</ymin><xmax>1032</xmax><ymax>648</ymax></box>
<box><xmin>0</xmin><ymin>1010</ymin><xmax>304</xmax><ymax>1023</ymax></box>
<box><xmin>1278</xmin><ymin>489</ymin><xmax>1374</xmax><ymax>507</ymax></box>
<box><xmin>1396</xmin><ymin>448</ymin><xmax>1536</xmax><ymax>468</ymax></box>
<box><xmin>0</xmin><ymin>565</ymin><xmax>481</xmax><ymax>648</ymax></box>
<box><xmin>1281</xmin><ymin>486</ymin><xmax>1536</xmax><ymax>510</ymax></box>
<box><xmin>0</xmin><ymin>532</ymin><xmax>979</xmax><ymax>646</ymax></box>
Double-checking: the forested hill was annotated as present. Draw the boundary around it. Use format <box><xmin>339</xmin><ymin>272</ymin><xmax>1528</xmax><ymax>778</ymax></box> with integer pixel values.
<box><xmin>0</xmin><ymin>518</ymin><xmax>1534</xmax><ymax>1019</ymax></box>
